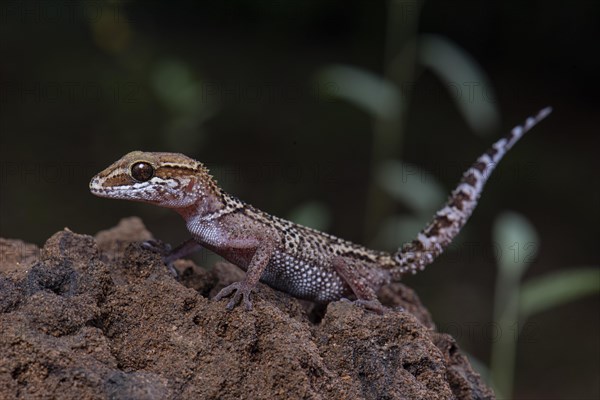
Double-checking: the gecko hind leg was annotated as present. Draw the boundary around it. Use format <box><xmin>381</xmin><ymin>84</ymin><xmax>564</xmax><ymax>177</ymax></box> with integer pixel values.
<box><xmin>332</xmin><ymin>257</ymin><xmax>387</xmax><ymax>314</ymax></box>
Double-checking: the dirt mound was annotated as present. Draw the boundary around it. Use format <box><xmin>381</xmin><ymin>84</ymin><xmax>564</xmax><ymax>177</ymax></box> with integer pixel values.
<box><xmin>0</xmin><ymin>217</ymin><xmax>493</xmax><ymax>399</ymax></box>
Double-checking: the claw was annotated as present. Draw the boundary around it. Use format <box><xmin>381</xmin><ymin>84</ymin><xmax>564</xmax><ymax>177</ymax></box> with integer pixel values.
<box><xmin>214</xmin><ymin>281</ymin><xmax>254</xmax><ymax>311</ymax></box>
<box><xmin>142</xmin><ymin>239</ymin><xmax>172</xmax><ymax>255</ymax></box>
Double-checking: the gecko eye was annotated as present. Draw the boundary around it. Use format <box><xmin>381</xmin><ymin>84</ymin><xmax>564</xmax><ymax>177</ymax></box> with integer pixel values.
<box><xmin>131</xmin><ymin>162</ymin><xmax>154</xmax><ymax>182</ymax></box>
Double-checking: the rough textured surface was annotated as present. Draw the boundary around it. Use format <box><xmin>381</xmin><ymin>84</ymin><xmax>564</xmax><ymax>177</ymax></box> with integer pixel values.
<box><xmin>0</xmin><ymin>217</ymin><xmax>494</xmax><ymax>400</ymax></box>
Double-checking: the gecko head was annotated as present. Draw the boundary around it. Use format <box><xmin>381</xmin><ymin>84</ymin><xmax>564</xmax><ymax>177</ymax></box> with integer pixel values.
<box><xmin>90</xmin><ymin>151</ymin><xmax>217</xmax><ymax>209</ymax></box>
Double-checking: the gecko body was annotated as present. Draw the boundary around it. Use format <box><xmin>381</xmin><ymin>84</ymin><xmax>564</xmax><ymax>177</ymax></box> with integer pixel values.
<box><xmin>90</xmin><ymin>107</ymin><xmax>551</xmax><ymax>311</ymax></box>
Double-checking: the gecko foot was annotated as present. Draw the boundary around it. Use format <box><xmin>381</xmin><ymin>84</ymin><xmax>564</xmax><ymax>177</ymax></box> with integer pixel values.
<box><xmin>213</xmin><ymin>282</ymin><xmax>254</xmax><ymax>311</ymax></box>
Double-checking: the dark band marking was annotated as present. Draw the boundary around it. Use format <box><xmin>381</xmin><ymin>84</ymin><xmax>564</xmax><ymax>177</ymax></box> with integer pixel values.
<box><xmin>156</xmin><ymin>166</ymin><xmax>198</xmax><ymax>179</ymax></box>
<box><xmin>104</xmin><ymin>174</ymin><xmax>133</xmax><ymax>187</ymax></box>
<box><xmin>463</xmin><ymin>173</ymin><xmax>478</xmax><ymax>187</ymax></box>
<box><xmin>449</xmin><ymin>192</ymin><xmax>468</xmax><ymax>211</ymax></box>
<box><xmin>473</xmin><ymin>162</ymin><xmax>487</xmax><ymax>172</ymax></box>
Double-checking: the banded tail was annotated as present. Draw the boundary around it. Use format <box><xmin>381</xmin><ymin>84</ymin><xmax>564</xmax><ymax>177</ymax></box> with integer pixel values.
<box><xmin>391</xmin><ymin>107</ymin><xmax>552</xmax><ymax>279</ymax></box>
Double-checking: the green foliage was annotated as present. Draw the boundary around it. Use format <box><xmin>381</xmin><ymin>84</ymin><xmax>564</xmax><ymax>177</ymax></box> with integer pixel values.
<box><xmin>490</xmin><ymin>211</ymin><xmax>599</xmax><ymax>398</ymax></box>
<box><xmin>151</xmin><ymin>59</ymin><xmax>217</xmax><ymax>151</ymax></box>
<box><xmin>493</xmin><ymin>211</ymin><xmax>540</xmax><ymax>280</ymax></box>
<box><xmin>375</xmin><ymin>160</ymin><xmax>446</xmax><ymax>215</ymax></box>
<box><xmin>490</xmin><ymin>211</ymin><xmax>540</xmax><ymax>398</ymax></box>
<box><xmin>316</xmin><ymin>65</ymin><xmax>403</xmax><ymax>121</ymax></box>
<box><xmin>520</xmin><ymin>267</ymin><xmax>600</xmax><ymax>320</ymax></box>
<box><xmin>152</xmin><ymin>59</ymin><xmax>201</xmax><ymax>113</ymax></box>
<box><xmin>313</xmin><ymin>4</ymin><xmax>503</xmax><ymax>246</ymax></box>
<box><xmin>418</xmin><ymin>34</ymin><xmax>499</xmax><ymax>135</ymax></box>
<box><xmin>310</xmin><ymin>5</ymin><xmax>599</xmax><ymax>398</ymax></box>
<box><xmin>373</xmin><ymin>215</ymin><xmax>429</xmax><ymax>249</ymax></box>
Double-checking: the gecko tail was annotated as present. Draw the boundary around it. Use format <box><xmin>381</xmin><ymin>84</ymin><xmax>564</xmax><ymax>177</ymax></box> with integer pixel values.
<box><xmin>390</xmin><ymin>107</ymin><xmax>552</xmax><ymax>279</ymax></box>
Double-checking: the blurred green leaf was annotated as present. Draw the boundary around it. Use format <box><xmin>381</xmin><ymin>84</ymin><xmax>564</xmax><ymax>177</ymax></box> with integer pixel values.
<box><xmin>315</xmin><ymin>65</ymin><xmax>403</xmax><ymax>120</ymax></box>
<box><xmin>376</xmin><ymin>160</ymin><xmax>446</xmax><ymax>215</ymax></box>
<box><xmin>151</xmin><ymin>59</ymin><xmax>219</xmax><ymax>151</ymax></box>
<box><xmin>520</xmin><ymin>267</ymin><xmax>600</xmax><ymax>319</ymax></box>
<box><xmin>493</xmin><ymin>211</ymin><xmax>539</xmax><ymax>279</ymax></box>
<box><xmin>152</xmin><ymin>59</ymin><xmax>201</xmax><ymax>113</ymax></box>
<box><xmin>372</xmin><ymin>215</ymin><xmax>427</xmax><ymax>250</ymax></box>
<box><xmin>287</xmin><ymin>201</ymin><xmax>332</xmax><ymax>231</ymax></box>
<box><xmin>418</xmin><ymin>34</ymin><xmax>499</xmax><ymax>135</ymax></box>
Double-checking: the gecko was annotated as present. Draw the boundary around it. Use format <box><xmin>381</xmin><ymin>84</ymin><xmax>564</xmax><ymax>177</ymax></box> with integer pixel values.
<box><xmin>90</xmin><ymin>107</ymin><xmax>552</xmax><ymax>312</ymax></box>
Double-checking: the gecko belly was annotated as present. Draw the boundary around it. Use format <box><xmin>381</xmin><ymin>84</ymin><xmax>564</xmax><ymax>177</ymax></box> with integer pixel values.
<box><xmin>259</xmin><ymin>250</ymin><xmax>350</xmax><ymax>302</ymax></box>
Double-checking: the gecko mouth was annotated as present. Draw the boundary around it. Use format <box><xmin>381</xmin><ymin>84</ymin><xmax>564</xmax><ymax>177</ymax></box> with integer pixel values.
<box><xmin>89</xmin><ymin>177</ymin><xmax>135</xmax><ymax>197</ymax></box>
<box><xmin>89</xmin><ymin>184</ymin><xmax>127</xmax><ymax>198</ymax></box>
<box><xmin>89</xmin><ymin>177</ymin><xmax>165</xmax><ymax>204</ymax></box>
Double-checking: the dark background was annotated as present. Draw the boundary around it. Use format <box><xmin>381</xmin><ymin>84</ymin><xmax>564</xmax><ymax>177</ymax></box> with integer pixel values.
<box><xmin>1</xmin><ymin>1</ymin><xmax>598</xmax><ymax>399</ymax></box>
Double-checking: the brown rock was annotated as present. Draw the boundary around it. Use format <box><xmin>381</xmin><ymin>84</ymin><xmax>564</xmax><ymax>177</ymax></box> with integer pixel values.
<box><xmin>0</xmin><ymin>218</ymin><xmax>494</xmax><ymax>400</ymax></box>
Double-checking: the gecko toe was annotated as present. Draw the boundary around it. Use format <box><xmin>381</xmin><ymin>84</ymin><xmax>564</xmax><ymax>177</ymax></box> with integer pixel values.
<box><xmin>225</xmin><ymin>297</ymin><xmax>238</xmax><ymax>310</ymax></box>
<box><xmin>242</xmin><ymin>296</ymin><xmax>253</xmax><ymax>311</ymax></box>
<box><xmin>214</xmin><ymin>284</ymin><xmax>236</xmax><ymax>302</ymax></box>
<box><xmin>215</xmin><ymin>282</ymin><xmax>254</xmax><ymax>311</ymax></box>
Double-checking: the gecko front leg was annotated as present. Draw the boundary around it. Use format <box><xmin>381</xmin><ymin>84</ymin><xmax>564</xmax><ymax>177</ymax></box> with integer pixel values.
<box><xmin>213</xmin><ymin>236</ymin><xmax>277</xmax><ymax>311</ymax></box>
